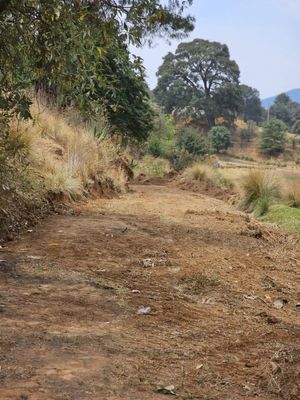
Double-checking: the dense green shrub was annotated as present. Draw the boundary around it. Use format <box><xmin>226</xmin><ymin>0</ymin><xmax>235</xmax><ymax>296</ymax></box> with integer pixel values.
<box><xmin>259</xmin><ymin>119</ymin><xmax>287</xmax><ymax>155</ymax></box>
<box><xmin>208</xmin><ymin>126</ymin><xmax>232</xmax><ymax>152</ymax></box>
<box><xmin>147</xmin><ymin>134</ymin><xmax>164</xmax><ymax>157</ymax></box>
<box><xmin>176</xmin><ymin>127</ymin><xmax>208</xmax><ymax>156</ymax></box>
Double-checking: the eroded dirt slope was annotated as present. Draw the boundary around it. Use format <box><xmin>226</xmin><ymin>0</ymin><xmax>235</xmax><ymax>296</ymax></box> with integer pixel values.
<box><xmin>0</xmin><ymin>184</ymin><xmax>299</xmax><ymax>400</ymax></box>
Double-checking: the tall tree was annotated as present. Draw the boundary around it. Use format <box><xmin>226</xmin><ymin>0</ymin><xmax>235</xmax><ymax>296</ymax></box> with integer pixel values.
<box><xmin>0</xmin><ymin>0</ymin><xmax>194</xmax><ymax>140</ymax></box>
<box><xmin>260</xmin><ymin>119</ymin><xmax>287</xmax><ymax>155</ymax></box>
<box><xmin>269</xmin><ymin>93</ymin><xmax>292</xmax><ymax>126</ymax></box>
<box><xmin>240</xmin><ymin>84</ymin><xmax>263</xmax><ymax>123</ymax></box>
<box><xmin>269</xmin><ymin>93</ymin><xmax>300</xmax><ymax>127</ymax></box>
<box><xmin>154</xmin><ymin>39</ymin><xmax>241</xmax><ymax>127</ymax></box>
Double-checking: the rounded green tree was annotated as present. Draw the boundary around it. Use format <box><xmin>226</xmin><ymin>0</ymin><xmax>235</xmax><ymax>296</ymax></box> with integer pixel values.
<box><xmin>259</xmin><ymin>119</ymin><xmax>287</xmax><ymax>155</ymax></box>
<box><xmin>176</xmin><ymin>127</ymin><xmax>208</xmax><ymax>156</ymax></box>
<box><xmin>208</xmin><ymin>126</ymin><xmax>232</xmax><ymax>153</ymax></box>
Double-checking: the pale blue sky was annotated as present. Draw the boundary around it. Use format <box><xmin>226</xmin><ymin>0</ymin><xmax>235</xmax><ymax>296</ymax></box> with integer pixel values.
<box><xmin>132</xmin><ymin>0</ymin><xmax>300</xmax><ymax>99</ymax></box>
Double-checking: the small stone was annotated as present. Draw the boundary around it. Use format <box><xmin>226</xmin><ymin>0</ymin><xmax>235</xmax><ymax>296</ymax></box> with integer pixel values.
<box><xmin>143</xmin><ymin>258</ymin><xmax>154</xmax><ymax>268</ymax></box>
<box><xmin>27</xmin><ymin>255</ymin><xmax>42</xmax><ymax>260</ymax></box>
<box><xmin>274</xmin><ymin>300</ymin><xmax>284</xmax><ymax>309</ymax></box>
<box><xmin>273</xmin><ymin>299</ymin><xmax>288</xmax><ymax>309</ymax></box>
<box><xmin>137</xmin><ymin>306</ymin><xmax>151</xmax><ymax>315</ymax></box>
<box><xmin>132</xmin><ymin>289</ymin><xmax>140</xmax><ymax>294</ymax></box>
<box><xmin>157</xmin><ymin>385</ymin><xmax>176</xmax><ymax>395</ymax></box>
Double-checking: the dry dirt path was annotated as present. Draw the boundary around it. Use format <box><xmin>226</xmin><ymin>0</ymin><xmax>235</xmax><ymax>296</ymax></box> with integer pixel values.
<box><xmin>0</xmin><ymin>184</ymin><xmax>300</xmax><ymax>400</ymax></box>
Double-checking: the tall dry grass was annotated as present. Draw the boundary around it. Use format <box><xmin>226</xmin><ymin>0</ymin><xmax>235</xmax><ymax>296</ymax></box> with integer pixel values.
<box><xmin>283</xmin><ymin>183</ymin><xmax>300</xmax><ymax>208</ymax></box>
<box><xmin>238</xmin><ymin>170</ymin><xmax>280</xmax><ymax>216</ymax></box>
<box><xmin>182</xmin><ymin>163</ymin><xmax>234</xmax><ymax>190</ymax></box>
<box><xmin>9</xmin><ymin>102</ymin><xmax>126</xmax><ymax>199</ymax></box>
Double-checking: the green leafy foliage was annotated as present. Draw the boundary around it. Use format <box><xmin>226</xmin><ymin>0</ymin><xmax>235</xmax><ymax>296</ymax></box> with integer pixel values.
<box><xmin>208</xmin><ymin>126</ymin><xmax>232</xmax><ymax>153</ymax></box>
<box><xmin>154</xmin><ymin>39</ymin><xmax>241</xmax><ymax>127</ymax></box>
<box><xmin>240</xmin><ymin>84</ymin><xmax>263</xmax><ymax>123</ymax></box>
<box><xmin>176</xmin><ymin>127</ymin><xmax>208</xmax><ymax>156</ymax></box>
<box><xmin>0</xmin><ymin>0</ymin><xmax>194</xmax><ymax>141</ymax></box>
<box><xmin>239</xmin><ymin>120</ymin><xmax>257</xmax><ymax>143</ymax></box>
<box><xmin>259</xmin><ymin>119</ymin><xmax>287</xmax><ymax>155</ymax></box>
<box><xmin>146</xmin><ymin>112</ymin><xmax>176</xmax><ymax>157</ymax></box>
<box><xmin>292</xmin><ymin>120</ymin><xmax>300</xmax><ymax>134</ymax></box>
<box><xmin>269</xmin><ymin>93</ymin><xmax>300</xmax><ymax>127</ymax></box>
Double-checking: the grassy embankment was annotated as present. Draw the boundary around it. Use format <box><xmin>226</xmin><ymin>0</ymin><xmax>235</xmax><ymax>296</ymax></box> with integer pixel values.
<box><xmin>0</xmin><ymin>100</ymin><xmax>127</xmax><ymax>241</ymax></box>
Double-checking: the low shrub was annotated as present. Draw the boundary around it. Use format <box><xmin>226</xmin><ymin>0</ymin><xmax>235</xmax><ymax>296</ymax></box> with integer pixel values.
<box><xmin>208</xmin><ymin>126</ymin><xmax>232</xmax><ymax>153</ymax></box>
<box><xmin>182</xmin><ymin>163</ymin><xmax>233</xmax><ymax>190</ymax></box>
<box><xmin>147</xmin><ymin>134</ymin><xmax>164</xmax><ymax>157</ymax></box>
<box><xmin>176</xmin><ymin>127</ymin><xmax>208</xmax><ymax>156</ymax></box>
<box><xmin>166</xmin><ymin>148</ymin><xmax>195</xmax><ymax>171</ymax></box>
<box><xmin>134</xmin><ymin>155</ymin><xmax>171</xmax><ymax>177</ymax></box>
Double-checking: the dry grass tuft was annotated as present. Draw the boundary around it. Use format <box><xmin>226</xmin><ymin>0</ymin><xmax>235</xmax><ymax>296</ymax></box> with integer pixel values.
<box><xmin>238</xmin><ymin>170</ymin><xmax>280</xmax><ymax>216</ymax></box>
<box><xmin>284</xmin><ymin>184</ymin><xmax>300</xmax><ymax>208</ymax></box>
<box><xmin>134</xmin><ymin>155</ymin><xmax>171</xmax><ymax>178</ymax></box>
<box><xmin>182</xmin><ymin>163</ymin><xmax>234</xmax><ymax>190</ymax></box>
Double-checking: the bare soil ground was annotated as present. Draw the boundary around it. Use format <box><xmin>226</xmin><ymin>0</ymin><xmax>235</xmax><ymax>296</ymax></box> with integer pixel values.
<box><xmin>0</xmin><ymin>184</ymin><xmax>300</xmax><ymax>400</ymax></box>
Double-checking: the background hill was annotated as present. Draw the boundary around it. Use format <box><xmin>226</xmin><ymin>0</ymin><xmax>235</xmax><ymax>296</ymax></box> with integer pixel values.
<box><xmin>262</xmin><ymin>88</ymin><xmax>300</xmax><ymax>108</ymax></box>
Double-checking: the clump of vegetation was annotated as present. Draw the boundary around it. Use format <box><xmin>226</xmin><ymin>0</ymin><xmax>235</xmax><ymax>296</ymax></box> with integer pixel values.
<box><xmin>4</xmin><ymin>102</ymin><xmax>126</xmax><ymax>200</ymax></box>
<box><xmin>182</xmin><ymin>163</ymin><xmax>233</xmax><ymax>190</ymax></box>
<box><xmin>238</xmin><ymin>170</ymin><xmax>280</xmax><ymax>216</ymax></box>
<box><xmin>292</xmin><ymin>120</ymin><xmax>300</xmax><ymax>134</ymax></box>
<box><xmin>208</xmin><ymin>126</ymin><xmax>232</xmax><ymax>153</ymax></box>
<box><xmin>146</xmin><ymin>112</ymin><xmax>176</xmax><ymax>158</ymax></box>
<box><xmin>0</xmin><ymin>101</ymin><xmax>128</xmax><ymax>240</ymax></box>
<box><xmin>176</xmin><ymin>127</ymin><xmax>209</xmax><ymax>156</ymax></box>
<box><xmin>145</xmin><ymin>117</ymin><xmax>209</xmax><ymax>172</ymax></box>
<box><xmin>259</xmin><ymin>119</ymin><xmax>287</xmax><ymax>155</ymax></box>
<box><xmin>134</xmin><ymin>155</ymin><xmax>171</xmax><ymax>177</ymax></box>
<box><xmin>168</xmin><ymin>148</ymin><xmax>195</xmax><ymax>171</ymax></box>
<box><xmin>239</xmin><ymin>120</ymin><xmax>257</xmax><ymax>144</ymax></box>
<box><xmin>284</xmin><ymin>184</ymin><xmax>300</xmax><ymax>208</ymax></box>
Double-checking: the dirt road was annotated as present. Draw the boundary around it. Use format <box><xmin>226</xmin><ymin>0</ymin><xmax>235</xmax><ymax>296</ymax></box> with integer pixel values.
<box><xmin>0</xmin><ymin>184</ymin><xmax>299</xmax><ymax>399</ymax></box>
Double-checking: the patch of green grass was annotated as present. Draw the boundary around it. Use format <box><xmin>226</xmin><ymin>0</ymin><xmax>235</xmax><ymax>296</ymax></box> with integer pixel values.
<box><xmin>261</xmin><ymin>204</ymin><xmax>300</xmax><ymax>234</ymax></box>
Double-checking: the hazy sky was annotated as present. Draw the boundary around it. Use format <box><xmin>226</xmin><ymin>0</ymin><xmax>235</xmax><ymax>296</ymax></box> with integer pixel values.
<box><xmin>132</xmin><ymin>0</ymin><xmax>300</xmax><ymax>99</ymax></box>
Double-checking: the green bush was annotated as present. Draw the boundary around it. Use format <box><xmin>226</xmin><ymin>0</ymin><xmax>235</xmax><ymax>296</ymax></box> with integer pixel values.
<box><xmin>240</xmin><ymin>120</ymin><xmax>257</xmax><ymax>143</ymax></box>
<box><xmin>147</xmin><ymin>134</ymin><xmax>164</xmax><ymax>157</ymax></box>
<box><xmin>292</xmin><ymin>120</ymin><xmax>300</xmax><ymax>134</ymax></box>
<box><xmin>176</xmin><ymin>127</ymin><xmax>208</xmax><ymax>156</ymax></box>
<box><xmin>167</xmin><ymin>148</ymin><xmax>194</xmax><ymax>171</ymax></box>
<box><xmin>259</xmin><ymin>119</ymin><xmax>287</xmax><ymax>155</ymax></box>
<box><xmin>208</xmin><ymin>126</ymin><xmax>232</xmax><ymax>153</ymax></box>
<box><xmin>146</xmin><ymin>112</ymin><xmax>177</xmax><ymax>158</ymax></box>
